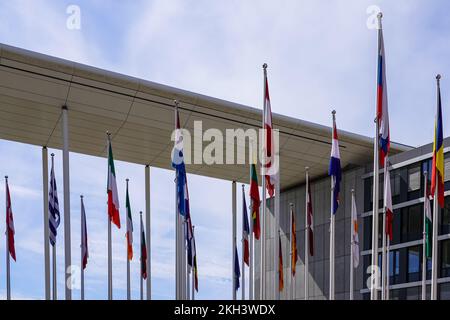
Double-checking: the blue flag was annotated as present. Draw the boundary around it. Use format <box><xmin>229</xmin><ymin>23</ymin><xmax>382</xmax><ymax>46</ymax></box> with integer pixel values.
<box><xmin>234</xmin><ymin>246</ymin><xmax>240</xmax><ymax>291</ymax></box>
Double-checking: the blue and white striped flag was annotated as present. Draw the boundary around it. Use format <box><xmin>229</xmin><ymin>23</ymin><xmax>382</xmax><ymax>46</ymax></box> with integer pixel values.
<box><xmin>49</xmin><ymin>155</ymin><xmax>60</xmax><ymax>246</ymax></box>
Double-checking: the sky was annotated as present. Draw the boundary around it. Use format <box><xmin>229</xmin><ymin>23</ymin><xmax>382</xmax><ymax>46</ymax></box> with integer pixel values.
<box><xmin>0</xmin><ymin>0</ymin><xmax>449</xmax><ymax>300</ymax></box>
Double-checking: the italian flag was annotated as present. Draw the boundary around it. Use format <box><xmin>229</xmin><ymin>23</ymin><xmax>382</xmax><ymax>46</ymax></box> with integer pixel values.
<box><xmin>126</xmin><ymin>181</ymin><xmax>133</xmax><ymax>260</ymax></box>
<box><xmin>107</xmin><ymin>138</ymin><xmax>121</xmax><ymax>228</ymax></box>
<box><xmin>425</xmin><ymin>186</ymin><xmax>432</xmax><ymax>258</ymax></box>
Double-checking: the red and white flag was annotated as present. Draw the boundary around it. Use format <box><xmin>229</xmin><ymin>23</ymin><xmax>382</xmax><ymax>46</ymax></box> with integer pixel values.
<box><xmin>263</xmin><ymin>66</ymin><xmax>276</xmax><ymax>197</ymax></box>
<box><xmin>5</xmin><ymin>178</ymin><xmax>16</xmax><ymax>261</ymax></box>
<box><xmin>107</xmin><ymin>136</ymin><xmax>121</xmax><ymax>228</ymax></box>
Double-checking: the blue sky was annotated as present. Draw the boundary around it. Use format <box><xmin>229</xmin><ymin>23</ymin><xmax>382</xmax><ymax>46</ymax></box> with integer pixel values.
<box><xmin>0</xmin><ymin>0</ymin><xmax>449</xmax><ymax>299</ymax></box>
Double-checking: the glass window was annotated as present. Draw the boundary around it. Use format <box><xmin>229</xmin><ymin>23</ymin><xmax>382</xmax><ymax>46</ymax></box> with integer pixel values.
<box><xmin>406</xmin><ymin>286</ymin><xmax>420</xmax><ymax>300</ymax></box>
<box><xmin>445</xmin><ymin>157</ymin><xmax>450</xmax><ymax>182</ymax></box>
<box><xmin>441</xmin><ymin>240</ymin><xmax>450</xmax><ymax>278</ymax></box>
<box><xmin>441</xmin><ymin>196</ymin><xmax>450</xmax><ymax>235</ymax></box>
<box><xmin>408</xmin><ymin>165</ymin><xmax>421</xmax><ymax>192</ymax></box>
<box><xmin>390</xmin><ymin>288</ymin><xmax>404</xmax><ymax>300</ymax></box>
<box><xmin>363</xmin><ymin>216</ymin><xmax>372</xmax><ymax>251</ymax></box>
<box><xmin>401</xmin><ymin>204</ymin><xmax>423</xmax><ymax>242</ymax></box>
<box><xmin>391</xmin><ymin>169</ymin><xmax>401</xmax><ymax>197</ymax></box>
<box><xmin>407</xmin><ymin>246</ymin><xmax>421</xmax><ymax>282</ymax></box>
<box><xmin>389</xmin><ymin>249</ymin><xmax>400</xmax><ymax>285</ymax></box>
<box><xmin>440</xmin><ymin>283</ymin><xmax>450</xmax><ymax>300</ymax></box>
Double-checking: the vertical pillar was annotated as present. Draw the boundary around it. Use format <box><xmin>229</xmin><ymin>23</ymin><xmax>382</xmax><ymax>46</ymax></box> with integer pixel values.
<box><xmin>145</xmin><ymin>165</ymin><xmax>151</xmax><ymax>300</ymax></box>
<box><xmin>42</xmin><ymin>146</ymin><xmax>50</xmax><ymax>300</ymax></box>
<box><xmin>61</xmin><ymin>105</ymin><xmax>72</xmax><ymax>300</ymax></box>
<box><xmin>232</xmin><ymin>181</ymin><xmax>237</xmax><ymax>300</ymax></box>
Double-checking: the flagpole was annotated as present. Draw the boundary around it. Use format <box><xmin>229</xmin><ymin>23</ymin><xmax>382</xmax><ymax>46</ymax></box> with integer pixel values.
<box><xmin>289</xmin><ymin>203</ymin><xmax>294</xmax><ymax>300</ymax></box>
<box><xmin>140</xmin><ymin>211</ymin><xmax>144</xmax><ymax>301</ymax></box>
<box><xmin>232</xmin><ymin>181</ymin><xmax>237</xmax><ymax>300</ymax></box>
<box><xmin>350</xmin><ymin>189</ymin><xmax>355</xmax><ymax>301</ymax></box>
<box><xmin>381</xmin><ymin>187</ymin><xmax>387</xmax><ymax>300</ymax></box>
<box><xmin>80</xmin><ymin>195</ymin><xmax>85</xmax><ymax>301</ymax></box>
<box><xmin>52</xmin><ymin>238</ymin><xmax>57</xmax><ymax>300</ymax></box>
<box><xmin>241</xmin><ymin>184</ymin><xmax>246</xmax><ymax>300</ymax></box>
<box><xmin>431</xmin><ymin>74</ymin><xmax>441</xmax><ymax>301</ymax></box>
<box><xmin>145</xmin><ymin>165</ymin><xmax>151</xmax><ymax>300</ymax></box>
<box><xmin>304</xmin><ymin>167</ymin><xmax>309</xmax><ymax>300</ymax></box>
<box><xmin>126</xmin><ymin>179</ymin><xmax>131</xmax><ymax>300</ymax></box>
<box><xmin>107</xmin><ymin>132</ymin><xmax>113</xmax><ymax>301</ymax></box>
<box><xmin>386</xmin><ymin>239</ymin><xmax>390</xmax><ymax>300</ymax></box>
<box><xmin>182</xmin><ymin>218</ymin><xmax>187</xmax><ymax>300</ymax></box>
<box><xmin>42</xmin><ymin>147</ymin><xmax>51</xmax><ymax>300</ymax></box>
<box><xmin>192</xmin><ymin>225</ymin><xmax>195</xmax><ymax>301</ymax></box>
<box><xmin>274</xmin><ymin>168</ymin><xmax>280</xmax><ymax>300</ymax></box>
<box><xmin>371</xmin><ymin>12</ymin><xmax>382</xmax><ymax>301</ymax></box>
<box><xmin>422</xmin><ymin>171</ymin><xmax>428</xmax><ymax>300</ymax></box>
<box><xmin>5</xmin><ymin>176</ymin><xmax>11</xmax><ymax>300</ymax></box>
<box><xmin>249</xmin><ymin>212</ymin><xmax>254</xmax><ymax>300</ymax></box>
<box><xmin>329</xmin><ymin>111</ymin><xmax>336</xmax><ymax>301</ymax></box>
<box><xmin>174</xmin><ymin>100</ymin><xmax>180</xmax><ymax>301</ymax></box>
<box><xmin>261</xmin><ymin>63</ymin><xmax>267</xmax><ymax>300</ymax></box>
<box><xmin>186</xmin><ymin>233</ymin><xmax>190</xmax><ymax>300</ymax></box>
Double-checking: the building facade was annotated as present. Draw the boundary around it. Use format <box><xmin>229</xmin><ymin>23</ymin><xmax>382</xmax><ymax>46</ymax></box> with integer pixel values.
<box><xmin>256</xmin><ymin>138</ymin><xmax>450</xmax><ymax>300</ymax></box>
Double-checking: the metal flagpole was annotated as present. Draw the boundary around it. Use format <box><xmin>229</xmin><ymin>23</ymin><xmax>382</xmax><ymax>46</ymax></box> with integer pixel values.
<box><xmin>289</xmin><ymin>203</ymin><xmax>294</xmax><ymax>300</ymax></box>
<box><xmin>61</xmin><ymin>105</ymin><xmax>72</xmax><ymax>300</ymax></box>
<box><xmin>274</xmin><ymin>168</ymin><xmax>280</xmax><ymax>300</ymax></box>
<box><xmin>187</xmin><ymin>235</ymin><xmax>190</xmax><ymax>300</ymax></box>
<box><xmin>192</xmin><ymin>225</ymin><xmax>196</xmax><ymax>301</ymax></box>
<box><xmin>350</xmin><ymin>189</ymin><xmax>355</xmax><ymax>301</ymax></box>
<box><xmin>232</xmin><ymin>181</ymin><xmax>237</xmax><ymax>300</ymax></box>
<box><xmin>80</xmin><ymin>195</ymin><xmax>85</xmax><ymax>301</ymax></box>
<box><xmin>126</xmin><ymin>180</ymin><xmax>131</xmax><ymax>301</ymax></box>
<box><xmin>261</xmin><ymin>64</ymin><xmax>267</xmax><ymax>300</ymax></box>
<box><xmin>329</xmin><ymin>111</ymin><xmax>336</xmax><ymax>301</ymax></box>
<box><xmin>304</xmin><ymin>167</ymin><xmax>309</xmax><ymax>300</ymax></box>
<box><xmin>145</xmin><ymin>165</ymin><xmax>151</xmax><ymax>300</ymax></box>
<box><xmin>174</xmin><ymin>100</ymin><xmax>180</xmax><ymax>301</ymax></box>
<box><xmin>431</xmin><ymin>187</ymin><xmax>439</xmax><ymax>299</ymax></box>
<box><xmin>386</xmin><ymin>239</ymin><xmax>390</xmax><ymax>300</ymax></box>
<box><xmin>371</xmin><ymin>13</ymin><xmax>382</xmax><ymax>301</ymax></box>
<box><xmin>381</xmin><ymin>197</ymin><xmax>387</xmax><ymax>300</ymax></box>
<box><xmin>241</xmin><ymin>185</ymin><xmax>246</xmax><ymax>300</ymax></box>
<box><xmin>422</xmin><ymin>171</ymin><xmax>428</xmax><ymax>300</ymax></box>
<box><xmin>140</xmin><ymin>211</ymin><xmax>144</xmax><ymax>301</ymax></box>
<box><xmin>42</xmin><ymin>147</ymin><xmax>51</xmax><ymax>300</ymax></box>
<box><xmin>106</xmin><ymin>133</ymin><xmax>113</xmax><ymax>301</ymax></box>
<box><xmin>5</xmin><ymin>177</ymin><xmax>11</xmax><ymax>300</ymax></box>
<box><xmin>52</xmin><ymin>238</ymin><xmax>57</xmax><ymax>300</ymax></box>
<box><xmin>249</xmin><ymin>200</ymin><xmax>254</xmax><ymax>301</ymax></box>
<box><xmin>182</xmin><ymin>218</ymin><xmax>186</xmax><ymax>300</ymax></box>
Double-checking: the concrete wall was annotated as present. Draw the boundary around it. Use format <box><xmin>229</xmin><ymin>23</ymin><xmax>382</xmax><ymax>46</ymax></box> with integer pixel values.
<box><xmin>254</xmin><ymin>166</ymin><xmax>366</xmax><ymax>300</ymax></box>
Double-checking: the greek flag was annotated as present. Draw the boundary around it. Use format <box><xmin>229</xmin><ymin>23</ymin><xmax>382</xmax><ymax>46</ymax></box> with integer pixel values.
<box><xmin>49</xmin><ymin>156</ymin><xmax>60</xmax><ymax>246</ymax></box>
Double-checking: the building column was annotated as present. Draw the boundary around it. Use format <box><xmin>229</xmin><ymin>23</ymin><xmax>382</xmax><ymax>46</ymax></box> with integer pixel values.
<box><xmin>61</xmin><ymin>105</ymin><xmax>72</xmax><ymax>300</ymax></box>
<box><xmin>145</xmin><ymin>165</ymin><xmax>151</xmax><ymax>300</ymax></box>
<box><xmin>42</xmin><ymin>146</ymin><xmax>50</xmax><ymax>300</ymax></box>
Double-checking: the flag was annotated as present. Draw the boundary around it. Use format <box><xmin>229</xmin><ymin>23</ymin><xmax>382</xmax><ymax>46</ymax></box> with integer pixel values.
<box><xmin>307</xmin><ymin>180</ymin><xmax>314</xmax><ymax>256</ymax></box>
<box><xmin>172</xmin><ymin>107</ymin><xmax>188</xmax><ymax>217</ymax></box>
<box><xmin>376</xmin><ymin>22</ymin><xmax>390</xmax><ymax>167</ymax></box>
<box><xmin>351</xmin><ymin>192</ymin><xmax>360</xmax><ymax>268</ymax></box>
<box><xmin>384</xmin><ymin>158</ymin><xmax>393</xmax><ymax>241</ymax></box>
<box><xmin>431</xmin><ymin>76</ymin><xmax>444</xmax><ymax>208</ymax></box>
<box><xmin>424</xmin><ymin>179</ymin><xmax>432</xmax><ymax>259</ymax></box>
<box><xmin>278</xmin><ymin>235</ymin><xmax>284</xmax><ymax>292</ymax></box>
<box><xmin>5</xmin><ymin>178</ymin><xmax>16</xmax><ymax>261</ymax></box>
<box><xmin>140</xmin><ymin>214</ymin><xmax>147</xmax><ymax>280</ymax></box>
<box><xmin>234</xmin><ymin>246</ymin><xmax>240</xmax><ymax>291</ymax></box>
<box><xmin>81</xmin><ymin>197</ymin><xmax>89</xmax><ymax>270</ymax></box>
<box><xmin>263</xmin><ymin>66</ymin><xmax>275</xmax><ymax>198</ymax></box>
<box><xmin>329</xmin><ymin>113</ymin><xmax>342</xmax><ymax>214</ymax></box>
<box><xmin>242</xmin><ymin>188</ymin><xmax>250</xmax><ymax>266</ymax></box>
<box><xmin>250</xmin><ymin>163</ymin><xmax>261</xmax><ymax>240</ymax></box>
<box><xmin>291</xmin><ymin>206</ymin><xmax>298</xmax><ymax>277</ymax></box>
<box><xmin>107</xmin><ymin>136</ymin><xmax>121</xmax><ymax>228</ymax></box>
<box><xmin>49</xmin><ymin>156</ymin><xmax>60</xmax><ymax>247</ymax></box>
<box><xmin>125</xmin><ymin>181</ymin><xmax>133</xmax><ymax>260</ymax></box>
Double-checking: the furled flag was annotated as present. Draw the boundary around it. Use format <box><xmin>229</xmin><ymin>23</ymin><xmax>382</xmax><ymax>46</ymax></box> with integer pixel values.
<box><xmin>250</xmin><ymin>163</ymin><xmax>261</xmax><ymax>240</ymax></box>
<box><xmin>140</xmin><ymin>214</ymin><xmax>147</xmax><ymax>280</ymax></box>
<box><xmin>384</xmin><ymin>158</ymin><xmax>393</xmax><ymax>241</ymax></box>
<box><xmin>186</xmin><ymin>179</ymin><xmax>195</xmax><ymax>273</ymax></box>
<box><xmin>193</xmin><ymin>241</ymin><xmax>199</xmax><ymax>292</ymax></box>
<box><xmin>107</xmin><ymin>136</ymin><xmax>121</xmax><ymax>228</ymax></box>
<box><xmin>376</xmin><ymin>17</ymin><xmax>390</xmax><ymax>167</ymax></box>
<box><xmin>172</xmin><ymin>106</ymin><xmax>188</xmax><ymax>217</ymax></box>
<box><xmin>291</xmin><ymin>206</ymin><xmax>298</xmax><ymax>276</ymax></box>
<box><xmin>424</xmin><ymin>178</ymin><xmax>432</xmax><ymax>259</ymax></box>
<box><xmin>278</xmin><ymin>235</ymin><xmax>284</xmax><ymax>292</ymax></box>
<box><xmin>242</xmin><ymin>187</ymin><xmax>250</xmax><ymax>266</ymax></box>
<box><xmin>49</xmin><ymin>155</ymin><xmax>60</xmax><ymax>247</ymax></box>
<box><xmin>263</xmin><ymin>65</ymin><xmax>275</xmax><ymax>198</ymax></box>
<box><xmin>431</xmin><ymin>75</ymin><xmax>444</xmax><ymax>208</ymax></box>
<box><xmin>81</xmin><ymin>196</ymin><xmax>89</xmax><ymax>270</ymax></box>
<box><xmin>5</xmin><ymin>177</ymin><xmax>16</xmax><ymax>261</ymax></box>
<box><xmin>328</xmin><ymin>112</ymin><xmax>342</xmax><ymax>214</ymax></box>
<box><xmin>307</xmin><ymin>182</ymin><xmax>314</xmax><ymax>256</ymax></box>
<box><xmin>125</xmin><ymin>181</ymin><xmax>133</xmax><ymax>260</ymax></box>
<box><xmin>351</xmin><ymin>192</ymin><xmax>360</xmax><ymax>268</ymax></box>
<box><xmin>234</xmin><ymin>247</ymin><xmax>240</xmax><ymax>291</ymax></box>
